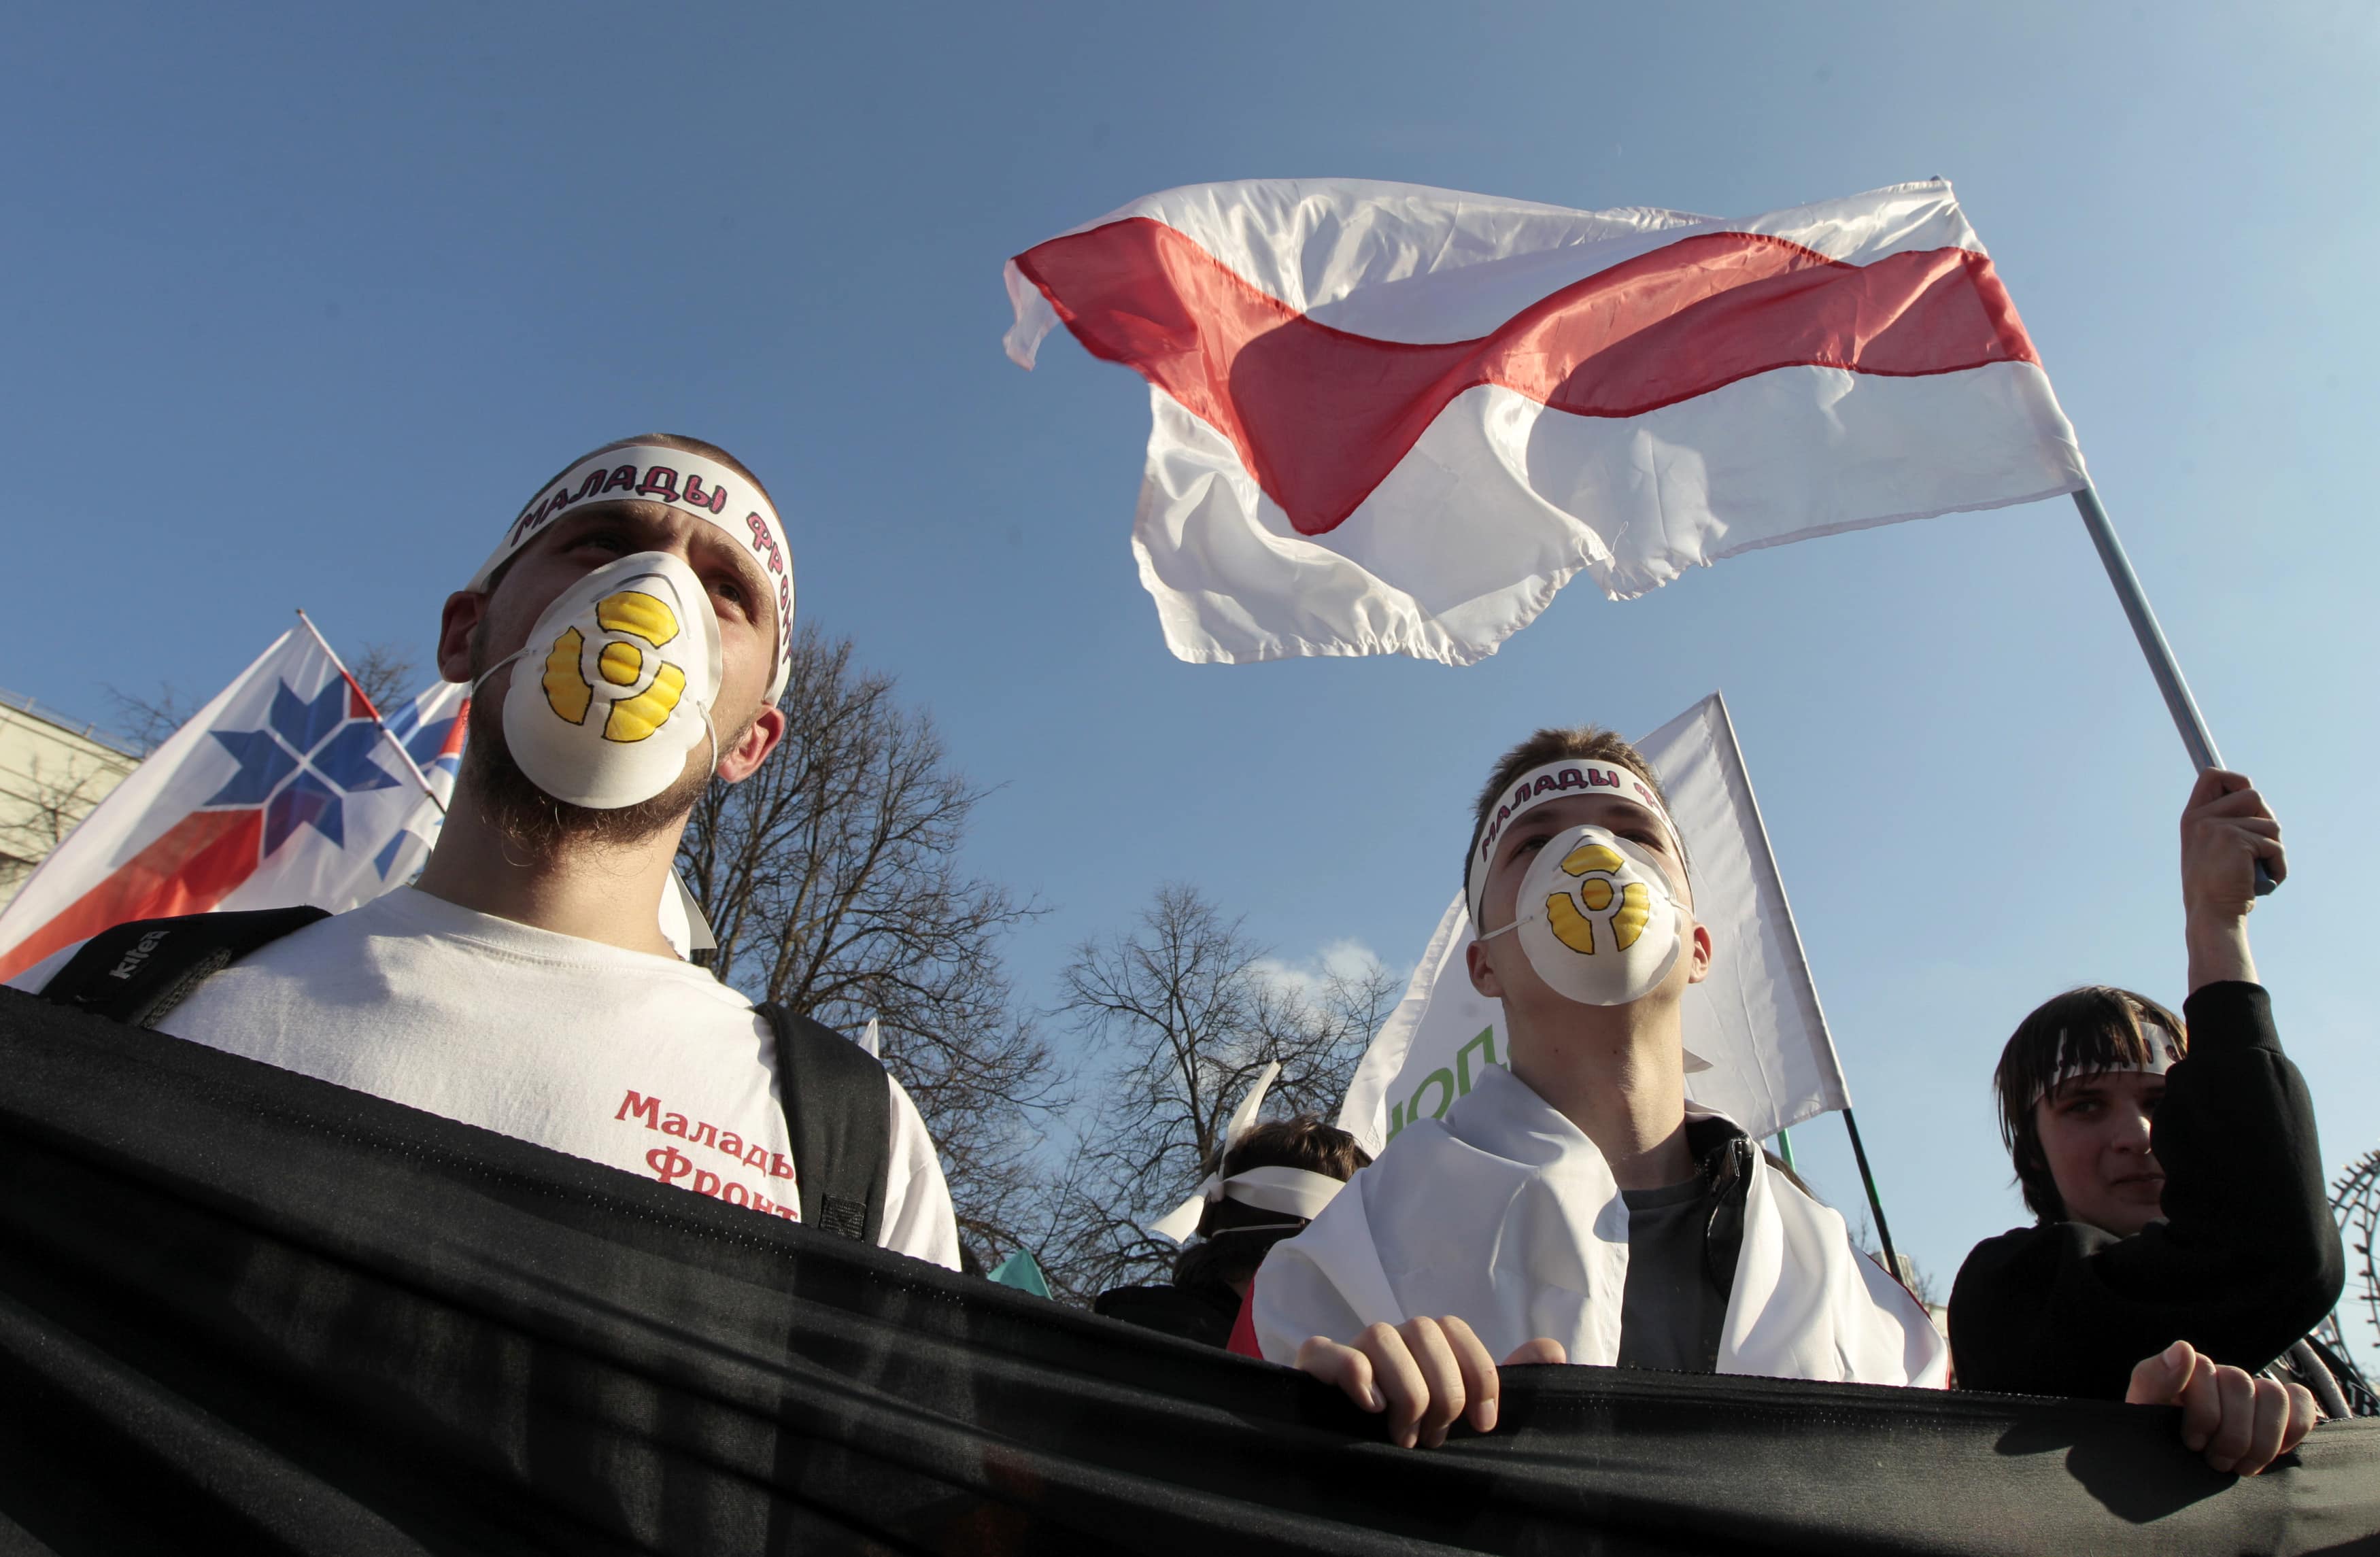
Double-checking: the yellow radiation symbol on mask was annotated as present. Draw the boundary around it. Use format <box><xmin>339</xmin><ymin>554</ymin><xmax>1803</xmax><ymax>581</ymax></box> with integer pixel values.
<box><xmin>1544</xmin><ymin>840</ymin><xmax>1651</xmax><ymax>955</ymax></box>
<box><xmin>540</xmin><ymin>589</ymin><xmax>686</xmax><ymax>742</ymax></box>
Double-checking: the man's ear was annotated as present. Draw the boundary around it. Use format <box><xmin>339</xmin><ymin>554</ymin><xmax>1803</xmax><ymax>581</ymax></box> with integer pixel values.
<box><xmin>437</xmin><ymin>592</ymin><xmax>487</xmax><ymax>684</ymax></box>
<box><xmin>1683</xmin><ymin>919</ymin><xmax>1714</xmax><ymax>985</ymax></box>
<box><xmin>715</xmin><ymin>705</ymin><xmax>786</xmax><ymax>784</ymax></box>
<box><xmin>1465</xmin><ymin>938</ymin><xmax>1506</xmax><ymax>999</ymax></box>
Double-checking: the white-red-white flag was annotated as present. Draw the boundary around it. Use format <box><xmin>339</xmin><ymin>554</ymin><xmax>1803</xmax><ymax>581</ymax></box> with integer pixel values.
<box><xmin>1007</xmin><ymin>178</ymin><xmax>2088</xmax><ymax>664</ymax></box>
<box><xmin>0</xmin><ymin>629</ymin><xmax>465</xmax><ymax>982</ymax></box>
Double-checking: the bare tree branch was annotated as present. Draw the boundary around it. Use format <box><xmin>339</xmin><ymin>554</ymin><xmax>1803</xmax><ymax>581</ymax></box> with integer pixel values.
<box><xmin>105</xmin><ymin>683</ymin><xmax>197</xmax><ymax>758</ymax></box>
<box><xmin>0</xmin><ymin>753</ymin><xmax>131</xmax><ymax>895</ymax></box>
<box><xmin>1034</xmin><ymin>883</ymin><xmax>1393</xmax><ymax>1304</ymax></box>
<box><xmin>345</xmin><ymin>643</ymin><xmax>420</xmax><ymax>715</ymax></box>
<box><xmin>106</xmin><ymin>640</ymin><xmax>419</xmax><ymax>756</ymax></box>
<box><xmin>676</xmin><ymin>623</ymin><xmax>1058</xmax><ymax>1272</ymax></box>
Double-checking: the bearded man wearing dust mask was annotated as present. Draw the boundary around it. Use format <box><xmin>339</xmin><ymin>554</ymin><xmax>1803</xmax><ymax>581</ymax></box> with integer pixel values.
<box><xmin>10</xmin><ymin>436</ymin><xmax>959</xmax><ymax>1268</ymax></box>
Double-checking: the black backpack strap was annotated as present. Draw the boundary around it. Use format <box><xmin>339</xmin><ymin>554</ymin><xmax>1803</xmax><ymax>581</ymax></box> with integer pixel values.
<box><xmin>755</xmin><ymin>1002</ymin><xmax>892</xmax><ymax>1244</ymax></box>
<box><xmin>36</xmin><ymin>906</ymin><xmax>330</xmax><ymax>1029</ymax></box>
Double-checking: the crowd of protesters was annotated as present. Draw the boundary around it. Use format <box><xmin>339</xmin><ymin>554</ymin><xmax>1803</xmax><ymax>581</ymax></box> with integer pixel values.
<box><xmin>7</xmin><ymin>432</ymin><xmax>2358</xmax><ymax>1484</ymax></box>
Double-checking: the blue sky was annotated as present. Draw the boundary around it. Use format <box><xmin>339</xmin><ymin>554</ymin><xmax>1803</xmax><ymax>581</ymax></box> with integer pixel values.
<box><xmin>7</xmin><ymin>3</ymin><xmax>2376</xmax><ymax>1329</ymax></box>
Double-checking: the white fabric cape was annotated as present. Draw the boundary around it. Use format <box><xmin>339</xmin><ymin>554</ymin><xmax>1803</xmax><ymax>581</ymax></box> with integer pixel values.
<box><xmin>1257</xmin><ymin>1065</ymin><xmax>1946</xmax><ymax>1386</ymax></box>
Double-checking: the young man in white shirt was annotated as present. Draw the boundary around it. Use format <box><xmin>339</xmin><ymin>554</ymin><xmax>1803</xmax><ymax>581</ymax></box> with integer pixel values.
<box><xmin>1242</xmin><ymin>725</ymin><xmax>1943</xmax><ymax>1445</ymax></box>
<box><xmin>10</xmin><ymin>435</ymin><xmax>959</xmax><ymax>1268</ymax></box>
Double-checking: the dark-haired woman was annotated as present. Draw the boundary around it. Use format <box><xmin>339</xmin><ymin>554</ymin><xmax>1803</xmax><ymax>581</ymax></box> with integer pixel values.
<box><xmin>1949</xmin><ymin>770</ymin><xmax>2347</xmax><ymax>1475</ymax></box>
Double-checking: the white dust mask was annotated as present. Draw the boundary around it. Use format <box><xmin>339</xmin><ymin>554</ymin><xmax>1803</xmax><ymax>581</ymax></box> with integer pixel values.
<box><xmin>484</xmin><ymin>551</ymin><xmax>723</xmax><ymax>809</ymax></box>
<box><xmin>1478</xmin><ymin>825</ymin><xmax>1688</xmax><ymax>1006</ymax></box>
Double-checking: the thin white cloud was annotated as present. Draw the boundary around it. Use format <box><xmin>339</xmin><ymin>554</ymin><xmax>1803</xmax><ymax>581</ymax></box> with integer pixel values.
<box><xmin>1249</xmin><ymin>937</ymin><xmax>1400</xmax><ymax>1004</ymax></box>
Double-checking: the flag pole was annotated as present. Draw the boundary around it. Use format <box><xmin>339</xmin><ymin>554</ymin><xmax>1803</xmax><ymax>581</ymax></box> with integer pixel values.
<box><xmin>294</xmin><ymin>609</ymin><xmax>447</xmax><ymax>815</ymax></box>
<box><xmin>1838</xmin><ymin>1107</ymin><xmax>1902</xmax><ymax>1285</ymax></box>
<box><xmin>2071</xmin><ymin>486</ymin><xmax>2273</xmax><ymax>893</ymax></box>
<box><xmin>1705</xmin><ymin>692</ymin><xmax>1905</xmax><ymax>1282</ymax></box>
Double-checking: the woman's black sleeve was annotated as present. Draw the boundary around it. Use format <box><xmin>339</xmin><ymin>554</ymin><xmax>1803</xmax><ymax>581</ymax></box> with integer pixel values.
<box><xmin>1948</xmin><ymin>982</ymin><xmax>2344</xmax><ymax>1401</ymax></box>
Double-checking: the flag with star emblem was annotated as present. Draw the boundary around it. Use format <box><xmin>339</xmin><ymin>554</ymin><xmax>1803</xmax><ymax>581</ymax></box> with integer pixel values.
<box><xmin>0</xmin><ymin>626</ymin><xmax>466</xmax><ymax>982</ymax></box>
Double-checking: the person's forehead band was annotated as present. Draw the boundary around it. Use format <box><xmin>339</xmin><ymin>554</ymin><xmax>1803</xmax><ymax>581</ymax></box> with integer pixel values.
<box><xmin>1465</xmin><ymin>757</ymin><xmax>1680</xmax><ymax>926</ymax></box>
<box><xmin>2033</xmin><ymin>1021</ymin><xmax>2183</xmax><ymax>1106</ymax></box>
<box><xmin>1214</xmin><ymin>1164</ymin><xmax>1348</xmax><ymax>1222</ymax></box>
<box><xmin>468</xmin><ymin>443</ymin><xmax>794</xmax><ymax>704</ymax></box>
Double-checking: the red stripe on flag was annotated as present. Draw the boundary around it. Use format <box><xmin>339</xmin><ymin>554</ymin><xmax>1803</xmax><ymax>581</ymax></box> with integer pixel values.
<box><xmin>0</xmin><ymin>809</ymin><xmax>264</xmax><ymax>983</ymax></box>
<box><xmin>438</xmin><ymin>698</ymin><xmax>470</xmax><ymax>761</ymax></box>
<box><xmin>1013</xmin><ymin>221</ymin><xmax>2042</xmax><ymax>535</ymax></box>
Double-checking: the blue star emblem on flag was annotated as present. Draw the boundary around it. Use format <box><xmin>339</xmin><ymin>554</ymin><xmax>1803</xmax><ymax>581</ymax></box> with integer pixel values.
<box><xmin>204</xmin><ymin>679</ymin><xmax>403</xmax><ymax>857</ymax></box>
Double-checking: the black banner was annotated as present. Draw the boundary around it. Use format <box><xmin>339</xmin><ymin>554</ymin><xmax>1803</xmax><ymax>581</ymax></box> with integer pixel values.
<box><xmin>0</xmin><ymin>991</ymin><xmax>2371</xmax><ymax>1555</ymax></box>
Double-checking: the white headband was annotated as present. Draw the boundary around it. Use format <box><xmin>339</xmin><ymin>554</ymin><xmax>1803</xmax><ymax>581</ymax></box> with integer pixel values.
<box><xmin>1209</xmin><ymin>1165</ymin><xmax>1348</xmax><ymax>1220</ymax></box>
<box><xmin>1147</xmin><ymin>1063</ymin><xmax>1354</xmax><ymax>1244</ymax></box>
<box><xmin>1465</xmin><ymin>757</ymin><xmax>1681</xmax><ymax>927</ymax></box>
<box><xmin>470</xmin><ymin>443</ymin><xmax>794</xmax><ymax>704</ymax></box>
<box><xmin>1148</xmin><ymin>1165</ymin><xmax>1348</xmax><ymax>1244</ymax></box>
<box><xmin>2033</xmin><ymin>1021</ymin><xmax>2183</xmax><ymax>1105</ymax></box>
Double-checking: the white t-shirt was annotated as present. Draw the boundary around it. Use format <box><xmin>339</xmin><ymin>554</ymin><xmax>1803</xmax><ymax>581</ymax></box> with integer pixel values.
<box><xmin>7</xmin><ymin>887</ymin><xmax>960</xmax><ymax>1269</ymax></box>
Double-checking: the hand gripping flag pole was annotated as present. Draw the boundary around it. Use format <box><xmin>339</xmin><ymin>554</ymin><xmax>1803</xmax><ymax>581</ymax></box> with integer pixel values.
<box><xmin>1798</xmin><ymin>490</ymin><xmax>2272</xmax><ymax>1295</ymax></box>
<box><xmin>2071</xmin><ymin>488</ymin><xmax>2275</xmax><ymax>895</ymax></box>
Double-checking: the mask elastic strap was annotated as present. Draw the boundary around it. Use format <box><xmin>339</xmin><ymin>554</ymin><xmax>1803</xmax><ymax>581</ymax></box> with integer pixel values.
<box><xmin>469</xmin><ymin>646</ymin><xmax>528</xmax><ymax>698</ymax></box>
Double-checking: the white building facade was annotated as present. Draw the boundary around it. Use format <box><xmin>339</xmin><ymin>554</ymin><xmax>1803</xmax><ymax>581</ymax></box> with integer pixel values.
<box><xmin>0</xmin><ymin>690</ymin><xmax>139</xmax><ymax>911</ymax></box>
